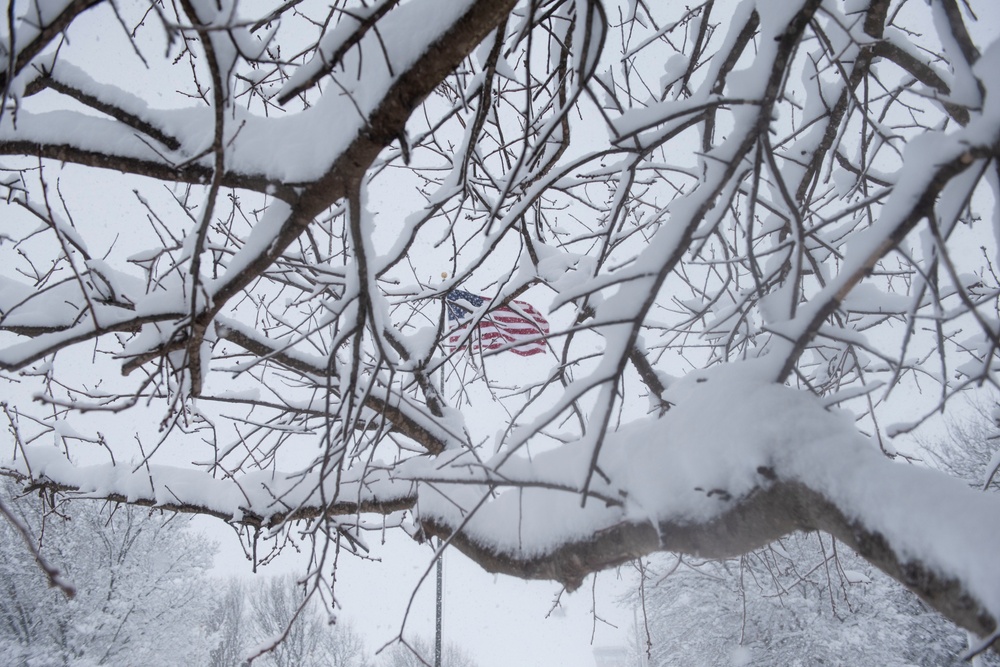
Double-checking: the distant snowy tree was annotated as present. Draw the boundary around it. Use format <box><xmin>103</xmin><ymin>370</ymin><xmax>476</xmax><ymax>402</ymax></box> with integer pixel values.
<box><xmin>0</xmin><ymin>482</ymin><xmax>215</xmax><ymax>666</ymax></box>
<box><xmin>378</xmin><ymin>635</ymin><xmax>477</xmax><ymax>667</ymax></box>
<box><xmin>2</xmin><ymin>0</ymin><xmax>1000</xmax><ymax>659</ymax></box>
<box><xmin>922</xmin><ymin>395</ymin><xmax>1000</xmax><ymax>491</ymax></box>
<box><xmin>207</xmin><ymin>578</ymin><xmax>251</xmax><ymax>667</ymax></box>
<box><xmin>627</xmin><ymin>536</ymin><xmax>995</xmax><ymax>667</ymax></box>
<box><xmin>208</xmin><ymin>575</ymin><xmax>370</xmax><ymax>667</ymax></box>
<box><xmin>249</xmin><ymin>575</ymin><xmax>370</xmax><ymax>667</ymax></box>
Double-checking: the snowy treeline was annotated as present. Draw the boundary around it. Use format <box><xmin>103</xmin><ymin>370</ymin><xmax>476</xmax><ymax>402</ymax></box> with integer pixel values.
<box><xmin>0</xmin><ymin>484</ymin><xmax>474</xmax><ymax>667</ymax></box>
<box><xmin>0</xmin><ymin>482</ymin><xmax>216</xmax><ymax>666</ymax></box>
<box><xmin>629</xmin><ymin>534</ymin><xmax>999</xmax><ymax>667</ymax></box>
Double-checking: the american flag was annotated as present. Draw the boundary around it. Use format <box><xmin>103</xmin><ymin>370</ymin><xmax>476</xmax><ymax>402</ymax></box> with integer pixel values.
<box><xmin>445</xmin><ymin>289</ymin><xmax>549</xmax><ymax>357</ymax></box>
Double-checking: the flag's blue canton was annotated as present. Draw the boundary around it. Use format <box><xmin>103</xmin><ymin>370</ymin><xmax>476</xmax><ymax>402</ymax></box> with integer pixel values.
<box><xmin>446</xmin><ymin>289</ymin><xmax>484</xmax><ymax>321</ymax></box>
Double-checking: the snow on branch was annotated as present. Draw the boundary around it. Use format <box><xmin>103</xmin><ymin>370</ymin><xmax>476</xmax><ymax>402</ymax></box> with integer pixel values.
<box><xmin>420</xmin><ymin>367</ymin><xmax>1000</xmax><ymax>645</ymax></box>
<box><xmin>1</xmin><ymin>444</ymin><xmax>415</xmax><ymax>529</ymax></box>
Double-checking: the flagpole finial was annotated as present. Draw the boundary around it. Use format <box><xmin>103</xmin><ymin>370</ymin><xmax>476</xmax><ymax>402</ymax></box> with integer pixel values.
<box><xmin>441</xmin><ymin>272</ymin><xmax>448</xmax><ymax>280</ymax></box>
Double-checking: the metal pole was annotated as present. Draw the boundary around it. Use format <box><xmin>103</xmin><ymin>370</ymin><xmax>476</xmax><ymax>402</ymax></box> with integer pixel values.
<box><xmin>634</xmin><ymin>605</ymin><xmax>643</xmax><ymax>667</ymax></box>
<box><xmin>435</xmin><ymin>539</ymin><xmax>443</xmax><ymax>667</ymax></box>
<box><xmin>435</xmin><ymin>291</ymin><xmax>445</xmax><ymax>667</ymax></box>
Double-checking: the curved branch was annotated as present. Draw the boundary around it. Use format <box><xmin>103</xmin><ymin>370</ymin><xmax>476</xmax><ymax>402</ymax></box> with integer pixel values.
<box><xmin>422</xmin><ymin>471</ymin><xmax>1000</xmax><ymax>651</ymax></box>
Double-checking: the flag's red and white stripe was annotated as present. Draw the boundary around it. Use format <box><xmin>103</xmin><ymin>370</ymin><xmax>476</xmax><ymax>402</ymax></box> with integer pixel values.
<box><xmin>447</xmin><ymin>299</ymin><xmax>549</xmax><ymax>357</ymax></box>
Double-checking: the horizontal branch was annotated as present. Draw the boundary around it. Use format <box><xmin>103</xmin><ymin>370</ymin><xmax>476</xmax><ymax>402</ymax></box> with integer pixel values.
<box><xmin>0</xmin><ymin>140</ymin><xmax>297</xmax><ymax>198</ymax></box>
<box><xmin>0</xmin><ymin>308</ymin><xmax>188</xmax><ymax>371</ymax></box>
<box><xmin>0</xmin><ymin>460</ymin><xmax>415</xmax><ymax>530</ymax></box>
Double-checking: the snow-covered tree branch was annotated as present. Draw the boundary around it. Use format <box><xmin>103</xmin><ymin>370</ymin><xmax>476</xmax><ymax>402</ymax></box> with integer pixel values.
<box><xmin>1</xmin><ymin>0</ymin><xmax>999</xmax><ymax>657</ymax></box>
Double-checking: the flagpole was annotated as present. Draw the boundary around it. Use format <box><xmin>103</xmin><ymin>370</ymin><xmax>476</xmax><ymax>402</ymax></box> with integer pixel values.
<box><xmin>435</xmin><ymin>272</ymin><xmax>447</xmax><ymax>667</ymax></box>
<box><xmin>435</xmin><ymin>538</ymin><xmax>443</xmax><ymax>667</ymax></box>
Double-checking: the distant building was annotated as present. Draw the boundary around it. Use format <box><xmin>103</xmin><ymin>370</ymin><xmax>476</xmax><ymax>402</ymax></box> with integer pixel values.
<box><xmin>593</xmin><ymin>645</ymin><xmax>630</xmax><ymax>667</ymax></box>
